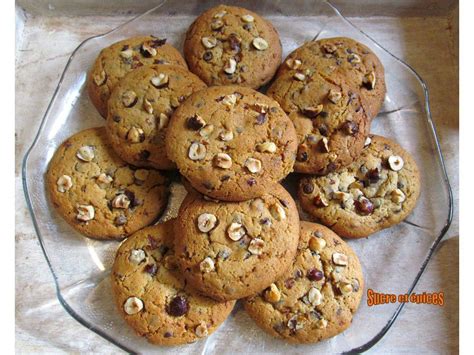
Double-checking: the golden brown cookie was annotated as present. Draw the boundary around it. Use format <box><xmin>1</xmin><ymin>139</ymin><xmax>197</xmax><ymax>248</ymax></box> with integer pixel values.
<box><xmin>173</xmin><ymin>184</ymin><xmax>300</xmax><ymax>301</ymax></box>
<box><xmin>183</xmin><ymin>4</ymin><xmax>282</xmax><ymax>89</ymax></box>
<box><xmin>87</xmin><ymin>36</ymin><xmax>187</xmax><ymax>118</ymax></box>
<box><xmin>245</xmin><ymin>221</ymin><xmax>364</xmax><ymax>344</ymax></box>
<box><xmin>298</xmin><ymin>135</ymin><xmax>420</xmax><ymax>238</ymax></box>
<box><xmin>106</xmin><ymin>64</ymin><xmax>206</xmax><ymax>170</ymax></box>
<box><xmin>46</xmin><ymin>127</ymin><xmax>169</xmax><ymax>240</ymax></box>
<box><xmin>267</xmin><ymin>66</ymin><xmax>370</xmax><ymax>175</ymax></box>
<box><xmin>273</xmin><ymin>37</ymin><xmax>386</xmax><ymax>119</ymax></box>
<box><xmin>165</xmin><ymin>85</ymin><xmax>297</xmax><ymax>201</ymax></box>
<box><xmin>111</xmin><ymin>220</ymin><xmax>235</xmax><ymax>345</ymax></box>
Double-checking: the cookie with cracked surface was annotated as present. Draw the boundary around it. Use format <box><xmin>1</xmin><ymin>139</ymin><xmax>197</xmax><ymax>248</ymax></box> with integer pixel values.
<box><xmin>165</xmin><ymin>85</ymin><xmax>298</xmax><ymax>201</ymax></box>
<box><xmin>87</xmin><ymin>36</ymin><xmax>187</xmax><ymax>118</ymax></box>
<box><xmin>298</xmin><ymin>135</ymin><xmax>420</xmax><ymax>238</ymax></box>
<box><xmin>106</xmin><ymin>64</ymin><xmax>206</xmax><ymax>170</ymax></box>
<box><xmin>174</xmin><ymin>184</ymin><xmax>300</xmax><ymax>301</ymax></box>
<box><xmin>183</xmin><ymin>4</ymin><xmax>282</xmax><ymax>89</ymax></box>
<box><xmin>273</xmin><ymin>37</ymin><xmax>386</xmax><ymax>120</ymax></box>
<box><xmin>267</xmin><ymin>66</ymin><xmax>370</xmax><ymax>175</ymax></box>
<box><xmin>46</xmin><ymin>127</ymin><xmax>169</xmax><ymax>240</ymax></box>
<box><xmin>244</xmin><ymin>221</ymin><xmax>364</xmax><ymax>344</ymax></box>
<box><xmin>111</xmin><ymin>220</ymin><xmax>235</xmax><ymax>345</ymax></box>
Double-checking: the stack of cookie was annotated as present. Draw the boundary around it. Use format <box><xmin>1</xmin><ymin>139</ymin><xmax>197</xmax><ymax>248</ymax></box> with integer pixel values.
<box><xmin>45</xmin><ymin>3</ymin><xmax>420</xmax><ymax>347</ymax></box>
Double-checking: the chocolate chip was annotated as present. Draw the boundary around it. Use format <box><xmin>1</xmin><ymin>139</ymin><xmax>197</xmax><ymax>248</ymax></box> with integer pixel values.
<box><xmin>228</xmin><ymin>33</ymin><xmax>241</xmax><ymax>52</ymax></box>
<box><xmin>307</xmin><ymin>268</ymin><xmax>324</xmax><ymax>281</ymax></box>
<box><xmin>294</xmin><ymin>269</ymin><xmax>303</xmax><ymax>279</ymax></box>
<box><xmin>260</xmin><ymin>217</ymin><xmax>271</xmax><ymax>225</ymax></box>
<box><xmin>317</xmin><ymin>123</ymin><xmax>329</xmax><ymax>136</ymax></box>
<box><xmin>341</xmin><ymin>121</ymin><xmax>359</xmax><ymax>135</ymax></box>
<box><xmin>167</xmin><ymin>296</ymin><xmax>189</xmax><ymax>317</ymax></box>
<box><xmin>313</xmin><ymin>195</ymin><xmax>327</xmax><ymax>208</ymax></box>
<box><xmin>397</xmin><ymin>181</ymin><xmax>405</xmax><ymax>189</ymax></box>
<box><xmin>203</xmin><ymin>181</ymin><xmax>214</xmax><ymax>190</ymax></box>
<box><xmin>247</xmin><ymin>178</ymin><xmax>256</xmax><ymax>186</ymax></box>
<box><xmin>273</xmin><ymin>322</ymin><xmax>286</xmax><ymax>334</ymax></box>
<box><xmin>123</xmin><ymin>190</ymin><xmax>138</xmax><ymax>208</ymax></box>
<box><xmin>355</xmin><ymin>198</ymin><xmax>374</xmax><ymax>215</ymax></box>
<box><xmin>139</xmin><ymin>150</ymin><xmax>150</xmax><ymax>161</ymax></box>
<box><xmin>297</xmin><ymin>146</ymin><xmax>309</xmax><ymax>162</ymax></box>
<box><xmin>114</xmin><ymin>215</ymin><xmax>127</xmax><ymax>226</ymax></box>
<box><xmin>309</xmin><ymin>310</ymin><xmax>322</xmax><ymax>320</ymax></box>
<box><xmin>243</xmin><ymin>23</ymin><xmax>253</xmax><ymax>31</ymax></box>
<box><xmin>159</xmin><ymin>245</ymin><xmax>170</xmax><ymax>256</ymax></box>
<box><xmin>301</xmin><ymin>108</ymin><xmax>320</xmax><ymax>119</ymax></box>
<box><xmin>366</xmin><ymin>168</ymin><xmax>380</xmax><ymax>184</ymax></box>
<box><xmin>148</xmin><ymin>236</ymin><xmax>159</xmax><ymax>249</ymax></box>
<box><xmin>326</xmin><ymin>162</ymin><xmax>337</xmax><ymax>173</ymax></box>
<box><xmin>144</xmin><ymin>263</ymin><xmax>157</xmax><ymax>276</ymax></box>
<box><xmin>113</xmin><ymin>115</ymin><xmax>121</xmax><ymax>123</ymax></box>
<box><xmin>256</xmin><ymin>113</ymin><xmax>266</xmax><ymax>125</ymax></box>
<box><xmin>150</xmin><ymin>38</ymin><xmax>166</xmax><ymax>48</ymax></box>
<box><xmin>352</xmin><ymin>279</ymin><xmax>360</xmax><ymax>292</ymax></box>
<box><xmin>284</xmin><ymin>278</ymin><xmax>295</xmax><ymax>289</ymax></box>
<box><xmin>319</xmin><ymin>111</ymin><xmax>328</xmax><ymax>118</ymax></box>
<box><xmin>164</xmin><ymin>331</ymin><xmax>172</xmax><ymax>338</ymax></box>
<box><xmin>220</xmin><ymin>175</ymin><xmax>230</xmax><ymax>182</ymax></box>
<box><xmin>121</xmin><ymin>44</ymin><xmax>129</xmax><ymax>51</ymax></box>
<box><xmin>302</xmin><ymin>183</ymin><xmax>314</xmax><ymax>194</ymax></box>
<box><xmin>186</xmin><ymin>115</ymin><xmax>205</xmax><ymax>130</ymax></box>
<box><xmin>203</xmin><ymin>51</ymin><xmax>213</xmax><ymax>62</ymax></box>
<box><xmin>314</xmin><ymin>231</ymin><xmax>323</xmax><ymax>238</ymax></box>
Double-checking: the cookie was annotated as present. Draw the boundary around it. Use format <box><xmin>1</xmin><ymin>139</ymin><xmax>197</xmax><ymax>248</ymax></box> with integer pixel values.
<box><xmin>106</xmin><ymin>64</ymin><xmax>206</xmax><ymax>170</ymax></box>
<box><xmin>111</xmin><ymin>220</ymin><xmax>235</xmax><ymax>345</ymax></box>
<box><xmin>165</xmin><ymin>85</ymin><xmax>297</xmax><ymax>201</ymax></box>
<box><xmin>46</xmin><ymin>127</ymin><xmax>169</xmax><ymax>240</ymax></box>
<box><xmin>267</xmin><ymin>65</ymin><xmax>370</xmax><ymax>175</ymax></box>
<box><xmin>87</xmin><ymin>36</ymin><xmax>187</xmax><ymax>118</ymax></box>
<box><xmin>183</xmin><ymin>4</ymin><xmax>282</xmax><ymax>89</ymax></box>
<box><xmin>244</xmin><ymin>221</ymin><xmax>364</xmax><ymax>344</ymax></box>
<box><xmin>298</xmin><ymin>135</ymin><xmax>420</xmax><ymax>238</ymax></box>
<box><xmin>273</xmin><ymin>37</ymin><xmax>386</xmax><ymax>119</ymax></box>
<box><xmin>173</xmin><ymin>184</ymin><xmax>300</xmax><ymax>301</ymax></box>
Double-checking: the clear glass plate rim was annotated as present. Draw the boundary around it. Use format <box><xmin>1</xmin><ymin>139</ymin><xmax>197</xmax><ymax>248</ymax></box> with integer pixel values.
<box><xmin>20</xmin><ymin>1</ymin><xmax>454</xmax><ymax>353</ymax></box>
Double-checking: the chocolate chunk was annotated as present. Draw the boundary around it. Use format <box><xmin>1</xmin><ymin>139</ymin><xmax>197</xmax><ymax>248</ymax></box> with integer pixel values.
<box><xmin>247</xmin><ymin>178</ymin><xmax>256</xmax><ymax>186</ymax></box>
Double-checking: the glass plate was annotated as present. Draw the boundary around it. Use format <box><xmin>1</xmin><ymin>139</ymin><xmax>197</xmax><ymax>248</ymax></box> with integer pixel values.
<box><xmin>22</xmin><ymin>0</ymin><xmax>453</xmax><ymax>353</ymax></box>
